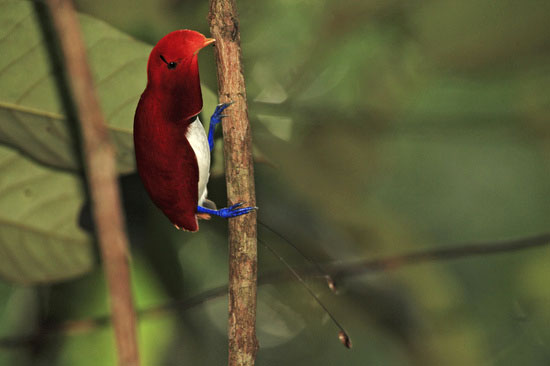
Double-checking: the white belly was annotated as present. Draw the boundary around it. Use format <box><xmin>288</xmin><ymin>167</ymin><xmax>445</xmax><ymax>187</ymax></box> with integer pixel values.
<box><xmin>186</xmin><ymin>117</ymin><xmax>210</xmax><ymax>205</ymax></box>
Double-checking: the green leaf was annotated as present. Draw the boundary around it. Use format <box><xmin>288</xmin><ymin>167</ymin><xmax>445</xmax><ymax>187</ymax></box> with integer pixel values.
<box><xmin>0</xmin><ymin>1</ymin><xmax>222</xmax><ymax>285</ymax></box>
<box><xmin>0</xmin><ymin>144</ymin><xmax>94</xmax><ymax>284</ymax></box>
<box><xmin>0</xmin><ymin>0</ymin><xmax>150</xmax><ymax>173</ymax></box>
<box><xmin>0</xmin><ymin>0</ymin><xmax>220</xmax><ymax>174</ymax></box>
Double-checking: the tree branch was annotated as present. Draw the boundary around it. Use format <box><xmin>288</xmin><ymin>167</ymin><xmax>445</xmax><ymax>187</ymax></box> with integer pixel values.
<box><xmin>0</xmin><ymin>233</ymin><xmax>547</xmax><ymax>348</ymax></box>
<box><xmin>330</xmin><ymin>233</ymin><xmax>550</xmax><ymax>280</ymax></box>
<box><xmin>40</xmin><ymin>1</ymin><xmax>139</xmax><ymax>365</ymax></box>
<box><xmin>208</xmin><ymin>1</ymin><xmax>259</xmax><ymax>365</ymax></box>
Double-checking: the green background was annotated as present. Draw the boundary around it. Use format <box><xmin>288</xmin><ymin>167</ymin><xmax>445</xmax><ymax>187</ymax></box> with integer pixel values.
<box><xmin>0</xmin><ymin>0</ymin><xmax>549</xmax><ymax>364</ymax></box>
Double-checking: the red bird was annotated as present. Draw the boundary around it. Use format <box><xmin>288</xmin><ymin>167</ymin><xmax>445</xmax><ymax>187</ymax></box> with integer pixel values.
<box><xmin>134</xmin><ymin>30</ymin><xmax>255</xmax><ymax>232</ymax></box>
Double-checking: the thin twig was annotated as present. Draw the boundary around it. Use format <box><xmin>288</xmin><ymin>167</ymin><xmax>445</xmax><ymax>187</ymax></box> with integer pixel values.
<box><xmin>40</xmin><ymin>1</ymin><xmax>139</xmax><ymax>365</ymax></box>
<box><xmin>330</xmin><ymin>233</ymin><xmax>550</xmax><ymax>280</ymax></box>
<box><xmin>208</xmin><ymin>1</ymin><xmax>259</xmax><ymax>365</ymax></box>
<box><xmin>1</xmin><ymin>232</ymin><xmax>547</xmax><ymax>348</ymax></box>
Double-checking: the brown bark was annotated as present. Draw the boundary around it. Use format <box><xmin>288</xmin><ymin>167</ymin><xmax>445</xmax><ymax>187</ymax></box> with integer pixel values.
<box><xmin>42</xmin><ymin>1</ymin><xmax>140</xmax><ymax>365</ymax></box>
<box><xmin>208</xmin><ymin>1</ymin><xmax>259</xmax><ymax>365</ymax></box>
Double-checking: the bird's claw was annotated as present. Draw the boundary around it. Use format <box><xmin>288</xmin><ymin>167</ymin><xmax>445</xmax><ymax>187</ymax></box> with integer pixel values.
<box><xmin>197</xmin><ymin>202</ymin><xmax>257</xmax><ymax>219</ymax></box>
<box><xmin>218</xmin><ymin>202</ymin><xmax>257</xmax><ymax>218</ymax></box>
<box><xmin>208</xmin><ymin>102</ymin><xmax>233</xmax><ymax>151</ymax></box>
<box><xmin>210</xmin><ymin>102</ymin><xmax>233</xmax><ymax>125</ymax></box>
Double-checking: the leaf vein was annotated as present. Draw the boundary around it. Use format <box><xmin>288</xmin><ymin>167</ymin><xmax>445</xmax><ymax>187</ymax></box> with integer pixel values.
<box><xmin>95</xmin><ymin>56</ymin><xmax>144</xmax><ymax>87</ymax></box>
<box><xmin>0</xmin><ymin>172</ymin><xmax>50</xmax><ymax>197</ymax></box>
<box><xmin>18</xmin><ymin>192</ymin><xmax>77</xmax><ymax>222</ymax></box>
<box><xmin>15</xmin><ymin>73</ymin><xmax>50</xmax><ymax>104</ymax></box>
<box><xmin>0</xmin><ymin>9</ymin><xmax>32</xmax><ymax>44</ymax></box>
<box><xmin>0</xmin><ymin>101</ymin><xmax>64</xmax><ymax>120</ymax></box>
<box><xmin>10</xmin><ymin>110</ymin><xmax>71</xmax><ymax>165</ymax></box>
<box><xmin>105</xmin><ymin>93</ymin><xmax>141</xmax><ymax>121</ymax></box>
<box><xmin>0</xmin><ymin>216</ymin><xmax>90</xmax><ymax>245</ymax></box>
<box><xmin>0</xmin><ymin>41</ymin><xmax>41</xmax><ymax>78</ymax></box>
<box><xmin>0</xmin><ymin>101</ymin><xmax>131</xmax><ymax>133</ymax></box>
<box><xmin>18</xmin><ymin>221</ymin><xmax>50</xmax><ymax>280</ymax></box>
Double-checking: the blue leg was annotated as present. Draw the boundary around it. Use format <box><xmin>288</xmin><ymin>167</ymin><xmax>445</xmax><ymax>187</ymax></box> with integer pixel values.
<box><xmin>197</xmin><ymin>202</ymin><xmax>257</xmax><ymax>218</ymax></box>
<box><xmin>208</xmin><ymin>102</ymin><xmax>233</xmax><ymax>151</ymax></box>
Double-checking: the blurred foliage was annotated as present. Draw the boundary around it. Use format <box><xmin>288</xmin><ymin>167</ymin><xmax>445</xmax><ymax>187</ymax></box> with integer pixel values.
<box><xmin>0</xmin><ymin>145</ymin><xmax>93</xmax><ymax>283</ymax></box>
<box><xmin>0</xmin><ymin>0</ymin><xmax>549</xmax><ymax>365</ymax></box>
<box><xmin>1</xmin><ymin>0</ymin><xmax>152</xmax><ymax>173</ymax></box>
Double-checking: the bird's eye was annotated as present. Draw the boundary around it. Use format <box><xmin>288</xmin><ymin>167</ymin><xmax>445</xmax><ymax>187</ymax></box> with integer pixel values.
<box><xmin>160</xmin><ymin>54</ymin><xmax>178</xmax><ymax>70</ymax></box>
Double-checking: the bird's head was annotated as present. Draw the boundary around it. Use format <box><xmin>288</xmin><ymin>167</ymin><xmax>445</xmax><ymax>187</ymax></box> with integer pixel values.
<box><xmin>146</xmin><ymin>30</ymin><xmax>215</xmax><ymax>118</ymax></box>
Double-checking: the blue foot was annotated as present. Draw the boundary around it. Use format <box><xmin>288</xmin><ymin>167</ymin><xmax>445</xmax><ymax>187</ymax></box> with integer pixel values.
<box><xmin>197</xmin><ymin>202</ymin><xmax>257</xmax><ymax>219</ymax></box>
<box><xmin>208</xmin><ymin>102</ymin><xmax>233</xmax><ymax>151</ymax></box>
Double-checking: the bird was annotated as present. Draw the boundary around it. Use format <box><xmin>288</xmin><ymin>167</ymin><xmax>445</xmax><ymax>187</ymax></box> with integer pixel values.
<box><xmin>133</xmin><ymin>30</ymin><xmax>256</xmax><ymax>232</ymax></box>
<box><xmin>133</xmin><ymin>31</ymin><xmax>353</xmax><ymax>347</ymax></box>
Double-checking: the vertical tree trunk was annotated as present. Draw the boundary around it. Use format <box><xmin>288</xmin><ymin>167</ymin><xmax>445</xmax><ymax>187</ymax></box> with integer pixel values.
<box><xmin>40</xmin><ymin>1</ymin><xmax>140</xmax><ymax>365</ymax></box>
<box><xmin>208</xmin><ymin>1</ymin><xmax>259</xmax><ymax>365</ymax></box>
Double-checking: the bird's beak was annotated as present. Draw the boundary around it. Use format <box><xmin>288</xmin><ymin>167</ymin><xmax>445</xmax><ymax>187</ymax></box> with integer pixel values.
<box><xmin>203</xmin><ymin>38</ymin><xmax>216</xmax><ymax>47</ymax></box>
<box><xmin>194</xmin><ymin>38</ymin><xmax>216</xmax><ymax>55</ymax></box>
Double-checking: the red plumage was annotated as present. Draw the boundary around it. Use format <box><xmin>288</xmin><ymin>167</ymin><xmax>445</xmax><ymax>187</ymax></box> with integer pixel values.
<box><xmin>134</xmin><ymin>30</ymin><xmax>213</xmax><ymax>232</ymax></box>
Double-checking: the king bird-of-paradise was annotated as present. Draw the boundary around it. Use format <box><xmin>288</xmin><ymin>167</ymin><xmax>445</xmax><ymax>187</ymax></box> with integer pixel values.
<box><xmin>133</xmin><ymin>29</ymin><xmax>351</xmax><ymax>348</ymax></box>
<box><xmin>134</xmin><ymin>30</ymin><xmax>256</xmax><ymax>232</ymax></box>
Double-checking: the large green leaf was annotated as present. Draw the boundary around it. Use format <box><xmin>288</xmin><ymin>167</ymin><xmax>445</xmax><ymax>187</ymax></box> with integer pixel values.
<box><xmin>0</xmin><ymin>0</ymin><xmax>220</xmax><ymax>173</ymax></box>
<box><xmin>0</xmin><ymin>1</ymin><xmax>221</xmax><ymax>286</ymax></box>
<box><xmin>0</xmin><ymin>0</ymin><xmax>150</xmax><ymax>173</ymax></box>
<box><xmin>0</xmin><ymin>144</ymin><xmax>93</xmax><ymax>284</ymax></box>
